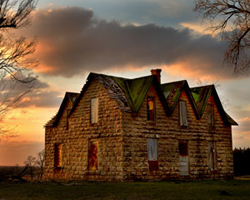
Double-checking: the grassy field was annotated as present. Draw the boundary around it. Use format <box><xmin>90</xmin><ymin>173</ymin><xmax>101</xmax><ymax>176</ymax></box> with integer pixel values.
<box><xmin>0</xmin><ymin>180</ymin><xmax>250</xmax><ymax>200</ymax></box>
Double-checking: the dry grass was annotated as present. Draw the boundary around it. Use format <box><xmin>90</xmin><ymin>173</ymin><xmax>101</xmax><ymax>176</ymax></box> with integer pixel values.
<box><xmin>0</xmin><ymin>180</ymin><xmax>250</xmax><ymax>200</ymax></box>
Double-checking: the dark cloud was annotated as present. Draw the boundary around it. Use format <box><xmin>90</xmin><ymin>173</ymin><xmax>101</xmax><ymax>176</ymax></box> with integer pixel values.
<box><xmin>38</xmin><ymin>0</ymin><xmax>197</xmax><ymax>26</ymax></box>
<box><xmin>0</xmin><ymin>75</ymin><xmax>62</xmax><ymax>109</ymax></box>
<box><xmin>18</xmin><ymin>7</ymin><xmax>235</xmax><ymax>78</ymax></box>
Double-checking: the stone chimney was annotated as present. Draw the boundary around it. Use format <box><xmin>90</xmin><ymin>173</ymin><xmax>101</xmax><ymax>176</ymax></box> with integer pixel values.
<box><xmin>151</xmin><ymin>69</ymin><xmax>162</xmax><ymax>84</ymax></box>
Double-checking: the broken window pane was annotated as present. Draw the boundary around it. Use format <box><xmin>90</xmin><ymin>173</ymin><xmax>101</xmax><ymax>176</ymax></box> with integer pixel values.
<box><xmin>91</xmin><ymin>98</ymin><xmax>98</xmax><ymax>124</ymax></box>
<box><xmin>179</xmin><ymin>101</ymin><xmax>188</xmax><ymax>126</ymax></box>
<box><xmin>54</xmin><ymin>143</ymin><xmax>62</xmax><ymax>168</ymax></box>
<box><xmin>147</xmin><ymin>97</ymin><xmax>155</xmax><ymax>121</ymax></box>
<box><xmin>88</xmin><ymin>141</ymin><xmax>98</xmax><ymax>170</ymax></box>
<box><xmin>147</xmin><ymin>139</ymin><xmax>158</xmax><ymax>171</ymax></box>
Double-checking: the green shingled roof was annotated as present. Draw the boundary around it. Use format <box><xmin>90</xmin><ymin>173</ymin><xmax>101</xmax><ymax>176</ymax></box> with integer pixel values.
<box><xmin>113</xmin><ymin>76</ymin><xmax>154</xmax><ymax>113</ymax></box>
<box><xmin>190</xmin><ymin>85</ymin><xmax>213</xmax><ymax>115</ymax></box>
<box><xmin>66</xmin><ymin>92</ymin><xmax>79</xmax><ymax>103</ymax></box>
<box><xmin>47</xmin><ymin>72</ymin><xmax>237</xmax><ymax>127</ymax></box>
<box><xmin>161</xmin><ymin>80</ymin><xmax>186</xmax><ymax>112</ymax></box>
<box><xmin>190</xmin><ymin>85</ymin><xmax>237</xmax><ymax>125</ymax></box>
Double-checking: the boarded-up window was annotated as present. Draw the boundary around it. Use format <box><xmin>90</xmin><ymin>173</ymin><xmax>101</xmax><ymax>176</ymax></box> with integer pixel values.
<box><xmin>91</xmin><ymin>98</ymin><xmax>98</xmax><ymax>124</ymax></box>
<box><xmin>208</xmin><ymin>142</ymin><xmax>217</xmax><ymax>170</ymax></box>
<box><xmin>207</xmin><ymin>104</ymin><xmax>214</xmax><ymax>127</ymax></box>
<box><xmin>66</xmin><ymin>109</ymin><xmax>71</xmax><ymax>130</ymax></box>
<box><xmin>179</xmin><ymin>101</ymin><xmax>188</xmax><ymax>126</ymax></box>
<box><xmin>54</xmin><ymin>144</ymin><xmax>62</xmax><ymax>168</ymax></box>
<box><xmin>147</xmin><ymin>97</ymin><xmax>155</xmax><ymax>121</ymax></box>
<box><xmin>179</xmin><ymin>141</ymin><xmax>189</xmax><ymax>176</ymax></box>
<box><xmin>88</xmin><ymin>141</ymin><xmax>98</xmax><ymax>170</ymax></box>
<box><xmin>147</xmin><ymin>139</ymin><xmax>158</xmax><ymax>171</ymax></box>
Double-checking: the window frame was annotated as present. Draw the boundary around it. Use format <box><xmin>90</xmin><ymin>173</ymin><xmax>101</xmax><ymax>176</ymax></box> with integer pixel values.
<box><xmin>90</xmin><ymin>98</ymin><xmax>99</xmax><ymax>124</ymax></box>
<box><xmin>54</xmin><ymin>143</ymin><xmax>62</xmax><ymax>169</ymax></box>
<box><xmin>147</xmin><ymin>138</ymin><xmax>159</xmax><ymax>171</ymax></box>
<box><xmin>66</xmin><ymin>109</ymin><xmax>71</xmax><ymax>130</ymax></box>
<box><xmin>179</xmin><ymin>140</ymin><xmax>189</xmax><ymax>176</ymax></box>
<box><xmin>179</xmin><ymin>101</ymin><xmax>188</xmax><ymax>127</ymax></box>
<box><xmin>88</xmin><ymin>140</ymin><xmax>99</xmax><ymax>171</ymax></box>
<box><xmin>208</xmin><ymin>141</ymin><xmax>217</xmax><ymax>171</ymax></box>
<box><xmin>207</xmin><ymin>104</ymin><xmax>214</xmax><ymax>128</ymax></box>
<box><xmin>147</xmin><ymin>96</ymin><xmax>156</xmax><ymax>122</ymax></box>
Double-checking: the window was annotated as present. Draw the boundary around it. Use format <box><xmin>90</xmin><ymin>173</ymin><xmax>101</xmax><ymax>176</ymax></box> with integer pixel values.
<box><xmin>179</xmin><ymin>141</ymin><xmax>189</xmax><ymax>176</ymax></box>
<box><xmin>179</xmin><ymin>101</ymin><xmax>188</xmax><ymax>126</ymax></box>
<box><xmin>66</xmin><ymin>109</ymin><xmax>71</xmax><ymax>130</ymax></box>
<box><xmin>147</xmin><ymin>139</ymin><xmax>158</xmax><ymax>171</ymax></box>
<box><xmin>54</xmin><ymin>144</ymin><xmax>62</xmax><ymax>168</ymax></box>
<box><xmin>91</xmin><ymin>98</ymin><xmax>98</xmax><ymax>124</ymax></box>
<box><xmin>179</xmin><ymin>141</ymin><xmax>188</xmax><ymax>157</ymax></box>
<box><xmin>208</xmin><ymin>142</ymin><xmax>217</xmax><ymax>170</ymax></box>
<box><xmin>147</xmin><ymin>97</ymin><xmax>155</xmax><ymax>121</ymax></box>
<box><xmin>88</xmin><ymin>141</ymin><xmax>98</xmax><ymax>170</ymax></box>
<box><xmin>207</xmin><ymin>104</ymin><xmax>214</xmax><ymax>127</ymax></box>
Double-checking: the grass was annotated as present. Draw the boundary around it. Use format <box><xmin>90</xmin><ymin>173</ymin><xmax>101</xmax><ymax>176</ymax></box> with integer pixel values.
<box><xmin>0</xmin><ymin>180</ymin><xmax>250</xmax><ymax>200</ymax></box>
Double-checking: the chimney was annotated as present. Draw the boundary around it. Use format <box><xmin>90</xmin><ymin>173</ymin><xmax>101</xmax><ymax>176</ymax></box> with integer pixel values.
<box><xmin>151</xmin><ymin>69</ymin><xmax>162</xmax><ymax>84</ymax></box>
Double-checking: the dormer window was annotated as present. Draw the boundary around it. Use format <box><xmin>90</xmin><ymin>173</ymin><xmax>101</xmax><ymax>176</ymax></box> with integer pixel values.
<box><xmin>207</xmin><ymin>104</ymin><xmax>214</xmax><ymax>127</ymax></box>
<box><xmin>91</xmin><ymin>98</ymin><xmax>98</xmax><ymax>124</ymax></box>
<box><xmin>147</xmin><ymin>97</ymin><xmax>155</xmax><ymax>121</ymax></box>
<box><xmin>179</xmin><ymin>101</ymin><xmax>188</xmax><ymax>126</ymax></box>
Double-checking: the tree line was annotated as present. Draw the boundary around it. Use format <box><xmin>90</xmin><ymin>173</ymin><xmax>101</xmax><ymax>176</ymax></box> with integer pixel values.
<box><xmin>233</xmin><ymin>147</ymin><xmax>250</xmax><ymax>176</ymax></box>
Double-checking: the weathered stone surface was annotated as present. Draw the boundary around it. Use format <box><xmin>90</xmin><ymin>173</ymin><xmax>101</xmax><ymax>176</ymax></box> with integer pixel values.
<box><xmin>44</xmin><ymin>77</ymin><xmax>234</xmax><ymax>181</ymax></box>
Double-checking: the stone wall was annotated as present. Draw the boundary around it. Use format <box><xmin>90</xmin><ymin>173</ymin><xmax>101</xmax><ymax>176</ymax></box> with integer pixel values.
<box><xmin>121</xmin><ymin>85</ymin><xmax>233</xmax><ymax>180</ymax></box>
<box><xmin>45</xmin><ymin>79</ymin><xmax>233</xmax><ymax>181</ymax></box>
<box><xmin>45</xmin><ymin>78</ymin><xmax>124</xmax><ymax>181</ymax></box>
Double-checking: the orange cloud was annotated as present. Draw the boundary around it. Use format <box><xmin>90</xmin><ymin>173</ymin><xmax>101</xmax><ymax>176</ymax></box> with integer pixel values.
<box><xmin>162</xmin><ymin>62</ymin><xmax>221</xmax><ymax>82</ymax></box>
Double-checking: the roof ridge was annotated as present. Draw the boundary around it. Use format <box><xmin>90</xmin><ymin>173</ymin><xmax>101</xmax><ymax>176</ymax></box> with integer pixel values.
<box><xmin>161</xmin><ymin>80</ymin><xmax>186</xmax><ymax>86</ymax></box>
<box><xmin>48</xmin><ymin>72</ymin><xmax>237</xmax><ymax>127</ymax></box>
<box><xmin>191</xmin><ymin>84</ymin><xmax>214</xmax><ymax>89</ymax></box>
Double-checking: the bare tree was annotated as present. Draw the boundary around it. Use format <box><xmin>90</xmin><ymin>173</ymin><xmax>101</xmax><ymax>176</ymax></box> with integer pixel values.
<box><xmin>24</xmin><ymin>155</ymin><xmax>36</xmax><ymax>179</ymax></box>
<box><xmin>24</xmin><ymin>149</ymin><xmax>45</xmax><ymax>180</ymax></box>
<box><xmin>36</xmin><ymin>149</ymin><xmax>45</xmax><ymax>179</ymax></box>
<box><xmin>194</xmin><ymin>0</ymin><xmax>250</xmax><ymax>73</ymax></box>
<box><xmin>0</xmin><ymin>0</ymin><xmax>37</xmax><ymax>136</ymax></box>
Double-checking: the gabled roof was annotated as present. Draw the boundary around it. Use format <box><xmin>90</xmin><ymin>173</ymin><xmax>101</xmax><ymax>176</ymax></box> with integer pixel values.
<box><xmin>190</xmin><ymin>85</ymin><xmax>213</xmax><ymax>116</ymax></box>
<box><xmin>45</xmin><ymin>92</ymin><xmax>79</xmax><ymax>127</ymax></box>
<box><xmin>113</xmin><ymin>75</ymin><xmax>154</xmax><ymax>113</ymax></box>
<box><xmin>161</xmin><ymin>80</ymin><xmax>199</xmax><ymax>118</ymax></box>
<box><xmin>47</xmin><ymin>72</ymin><xmax>237</xmax><ymax>127</ymax></box>
<box><xmin>190</xmin><ymin>85</ymin><xmax>238</xmax><ymax>126</ymax></box>
<box><xmin>70</xmin><ymin>73</ymin><xmax>170</xmax><ymax>115</ymax></box>
<box><xmin>112</xmin><ymin>75</ymin><xmax>170</xmax><ymax>114</ymax></box>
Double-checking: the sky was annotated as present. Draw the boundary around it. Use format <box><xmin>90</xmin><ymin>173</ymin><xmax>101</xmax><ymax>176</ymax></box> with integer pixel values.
<box><xmin>0</xmin><ymin>0</ymin><xmax>249</xmax><ymax>165</ymax></box>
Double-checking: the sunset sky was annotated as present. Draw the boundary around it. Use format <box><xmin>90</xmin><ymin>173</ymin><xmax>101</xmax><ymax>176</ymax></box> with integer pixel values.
<box><xmin>0</xmin><ymin>0</ymin><xmax>249</xmax><ymax>166</ymax></box>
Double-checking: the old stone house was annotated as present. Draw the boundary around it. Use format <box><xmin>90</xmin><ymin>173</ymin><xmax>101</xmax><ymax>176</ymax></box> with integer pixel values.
<box><xmin>45</xmin><ymin>69</ymin><xmax>237</xmax><ymax>181</ymax></box>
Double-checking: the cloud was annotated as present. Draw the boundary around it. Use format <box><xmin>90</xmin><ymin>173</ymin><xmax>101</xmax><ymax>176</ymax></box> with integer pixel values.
<box><xmin>236</xmin><ymin>117</ymin><xmax>250</xmax><ymax>133</ymax></box>
<box><xmin>0</xmin><ymin>74</ymin><xmax>62</xmax><ymax>109</ymax></box>
<box><xmin>16</xmin><ymin>6</ymin><xmax>236</xmax><ymax>79</ymax></box>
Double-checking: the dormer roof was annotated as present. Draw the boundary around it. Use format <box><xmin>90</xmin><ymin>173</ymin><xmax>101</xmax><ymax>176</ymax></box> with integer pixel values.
<box><xmin>46</xmin><ymin>72</ymin><xmax>237</xmax><ymax>127</ymax></box>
